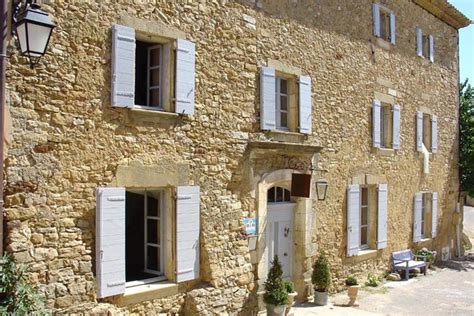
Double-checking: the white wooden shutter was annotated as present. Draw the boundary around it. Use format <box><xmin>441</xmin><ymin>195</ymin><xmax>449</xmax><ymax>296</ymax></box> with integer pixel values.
<box><xmin>416</xmin><ymin>27</ymin><xmax>423</xmax><ymax>57</ymax></box>
<box><xmin>176</xmin><ymin>186</ymin><xmax>200</xmax><ymax>282</ymax></box>
<box><xmin>413</xmin><ymin>193</ymin><xmax>423</xmax><ymax>242</ymax></box>
<box><xmin>111</xmin><ymin>24</ymin><xmax>135</xmax><ymax>108</ymax></box>
<box><xmin>373</xmin><ymin>99</ymin><xmax>381</xmax><ymax>148</ymax></box>
<box><xmin>390</xmin><ymin>12</ymin><xmax>396</xmax><ymax>45</ymax></box>
<box><xmin>393</xmin><ymin>104</ymin><xmax>401</xmax><ymax>150</ymax></box>
<box><xmin>175</xmin><ymin>39</ymin><xmax>196</xmax><ymax>115</ymax></box>
<box><xmin>429</xmin><ymin>34</ymin><xmax>434</xmax><ymax>63</ymax></box>
<box><xmin>96</xmin><ymin>187</ymin><xmax>126</xmax><ymax>298</ymax></box>
<box><xmin>373</xmin><ymin>4</ymin><xmax>381</xmax><ymax>37</ymax></box>
<box><xmin>347</xmin><ymin>185</ymin><xmax>360</xmax><ymax>257</ymax></box>
<box><xmin>377</xmin><ymin>184</ymin><xmax>388</xmax><ymax>249</ymax></box>
<box><xmin>260</xmin><ymin>67</ymin><xmax>276</xmax><ymax>130</ymax></box>
<box><xmin>299</xmin><ymin>75</ymin><xmax>312</xmax><ymax>134</ymax></box>
<box><xmin>432</xmin><ymin>192</ymin><xmax>438</xmax><ymax>238</ymax></box>
<box><xmin>431</xmin><ymin>114</ymin><xmax>438</xmax><ymax>153</ymax></box>
<box><xmin>416</xmin><ymin>111</ymin><xmax>423</xmax><ymax>152</ymax></box>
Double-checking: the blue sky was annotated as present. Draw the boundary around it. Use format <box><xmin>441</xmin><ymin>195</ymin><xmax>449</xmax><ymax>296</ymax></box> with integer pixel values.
<box><xmin>449</xmin><ymin>0</ymin><xmax>473</xmax><ymax>83</ymax></box>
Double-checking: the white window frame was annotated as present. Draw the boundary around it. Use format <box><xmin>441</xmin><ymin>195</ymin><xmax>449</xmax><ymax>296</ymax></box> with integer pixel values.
<box><xmin>380</xmin><ymin>104</ymin><xmax>392</xmax><ymax>148</ymax></box>
<box><xmin>267</xmin><ymin>186</ymin><xmax>292</xmax><ymax>203</ymax></box>
<box><xmin>146</xmin><ymin>45</ymin><xmax>163</xmax><ymax>109</ymax></box>
<box><xmin>360</xmin><ymin>187</ymin><xmax>369</xmax><ymax>250</ymax></box>
<box><xmin>275</xmin><ymin>77</ymin><xmax>289</xmax><ymax>130</ymax></box>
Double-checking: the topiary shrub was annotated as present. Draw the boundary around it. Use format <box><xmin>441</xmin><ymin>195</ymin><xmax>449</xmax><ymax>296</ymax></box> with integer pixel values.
<box><xmin>345</xmin><ymin>275</ymin><xmax>358</xmax><ymax>286</ymax></box>
<box><xmin>0</xmin><ymin>253</ymin><xmax>47</xmax><ymax>314</ymax></box>
<box><xmin>284</xmin><ymin>280</ymin><xmax>295</xmax><ymax>294</ymax></box>
<box><xmin>311</xmin><ymin>250</ymin><xmax>331</xmax><ymax>292</ymax></box>
<box><xmin>264</xmin><ymin>255</ymin><xmax>289</xmax><ymax>306</ymax></box>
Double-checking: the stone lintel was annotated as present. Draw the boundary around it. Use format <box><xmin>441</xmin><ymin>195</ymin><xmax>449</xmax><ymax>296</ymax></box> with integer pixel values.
<box><xmin>120</xmin><ymin>15</ymin><xmax>187</xmax><ymax>41</ymax></box>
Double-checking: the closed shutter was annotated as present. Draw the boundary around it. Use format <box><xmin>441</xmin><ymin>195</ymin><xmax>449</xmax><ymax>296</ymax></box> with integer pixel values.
<box><xmin>373</xmin><ymin>99</ymin><xmax>382</xmax><ymax>148</ymax></box>
<box><xmin>432</xmin><ymin>192</ymin><xmax>438</xmax><ymax>238</ymax></box>
<box><xmin>111</xmin><ymin>24</ymin><xmax>135</xmax><ymax>108</ymax></box>
<box><xmin>416</xmin><ymin>27</ymin><xmax>423</xmax><ymax>57</ymax></box>
<box><xmin>377</xmin><ymin>184</ymin><xmax>388</xmax><ymax>249</ymax></box>
<box><xmin>347</xmin><ymin>184</ymin><xmax>360</xmax><ymax>257</ymax></box>
<box><xmin>416</xmin><ymin>111</ymin><xmax>423</xmax><ymax>152</ymax></box>
<box><xmin>96</xmin><ymin>187</ymin><xmax>126</xmax><ymax>298</ymax></box>
<box><xmin>175</xmin><ymin>39</ymin><xmax>196</xmax><ymax>115</ymax></box>
<box><xmin>260</xmin><ymin>67</ymin><xmax>276</xmax><ymax>130</ymax></box>
<box><xmin>431</xmin><ymin>114</ymin><xmax>438</xmax><ymax>153</ymax></box>
<box><xmin>176</xmin><ymin>186</ymin><xmax>200</xmax><ymax>282</ymax></box>
<box><xmin>393</xmin><ymin>104</ymin><xmax>401</xmax><ymax>150</ymax></box>
<box><xmin>429</xmin><ymin>34</ymin><xmax>434</xmax><ymax>63</ymax></box>
<box><xmin>373</xmin><ymin>4</ymin><xmax>381</xmax><ymax>37</ymax></box>
<box><xmin>390</xmin><ymin>12</ymin><xmax>396</xmax><ymax>44</ymax></box>
<box><xmin>413</xmin><ymin>193</ymin><xmax>423</xmax><ymax>242</ymax></box>
<box><xmin>299</xmin><ymin>75</ymin><xmax>312</xmax><ymax>134</ymax></box>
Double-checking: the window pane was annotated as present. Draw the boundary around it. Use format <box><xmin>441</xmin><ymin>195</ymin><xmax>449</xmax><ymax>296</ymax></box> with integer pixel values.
<box><xmin>150</xmin><ymin>68</ymin><xmax>160</xmax><ymax>87</ymax></box>
<box><xmin>147</xmin><ymin>195</ymin><xmax>158</xmax><ymax>217</ymax></box>
<box><xmin>150</xmin><ymin>48</ymin><xmax>161</xmax><ymax>67</ymax></box>
<box><xmin>276</xmin><ymin>187</ymin><xmax>283</xmax><ymax>202</ymax></box>
<box><xmin>147</xmin><ymin>219</ymin><xmax>159</xmax><ymax>244</ymax></box>
<box><xmin>280</xmin><ymin>79</ymin><xmax>288</xmax><ymax>94</ymax></box>
<box><xmin>280</xmin><ymin>112</ymin><xmax>288</xmax><ymax>127</ymax></box>
<box><xmin>284</xmin><ymin>189</ymin><xmax>291</xmax><ymax>202</ymax></box>
<box><xmin>361</xmin><ymin>188</ymin><xmax>368</xmax><ymax>205</ymax></box>
<box><xmin>280</xmin><ymin>95</ymin><xmax>288</xmax><ymax>111</ymax></box>
<box><xmin>267</xmin><ymin>187</ymin><xmax>275</xmax><ymax>203</ymax></box>
<box><xmin>147</xmin><ymin>246</ymin><xmax>160</xmax><ymax>271</ymax></box>
<box><xmin>361</xmin><ymin>227</ymin><xmax>368</xmax><ymax>245</ymax></box>
<box><xmin>149</xmin><ymin>89</ymin><xmax>160</xmax><ymax>107</ymax></box>
<box><xmin>361</xmin><ymin>207</ymin><xmax>368</xmax><ymax>225</ymax></box>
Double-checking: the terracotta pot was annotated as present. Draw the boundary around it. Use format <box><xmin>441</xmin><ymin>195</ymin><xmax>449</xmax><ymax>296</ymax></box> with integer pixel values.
<box><xmin>266</xmin><ymin>304</ymin><xmax>286</xmax><ymax>316</ymax></box>
<box><xmin>347</xmin><ymin>285</ymin><xmax>360</xmax><ymax>304</ymax></box>
<box><xmin>285</xmin><ymin>292</ymin><xmax>298</xmax><ymax>315</ymax></box>
<box><xmin>314</xmin><ymin>291</ymin><xmax>328</xmax><ymax>306</ymax></box>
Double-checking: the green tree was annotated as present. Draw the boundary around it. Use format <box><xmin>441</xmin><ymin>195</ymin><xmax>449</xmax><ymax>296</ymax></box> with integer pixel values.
<box><xmin>263</xmin><ymin>255</ymin><xmax>288</xmax><ymax>306</ymax></box>
<box><xmin>460</xmin><ymin>79</ymin><xmax>474</xmax><ymax>196</ymax></box>
<box><xmin>311</xmin><ymin>250</ymin><xmax>331</xmax><ymax>292</ymax></box>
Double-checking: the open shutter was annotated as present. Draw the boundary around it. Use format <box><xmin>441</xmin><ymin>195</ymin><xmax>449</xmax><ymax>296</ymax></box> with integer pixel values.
<box><xmin>260</xmin><ymin>67</ymin><xmax>276</xmax><ymax>130</ymax></box>
<box><xmin>377</xmin><ymin>184</ymin><xmax>388</xmax><ymax>249</ymax></box>
<box><xmin>373</xmin><ymin>4</ymin><xmax>381</xmax><ymax>37</ymax></box>
<box><xmin>347</xmin><ymin>185</ymin><xmax>360</xmax><ymax>257</ymax></box>
<box><xmin>429</xmin><ymin>34</ymin><xmax>434</xmax><ymax>62</ymax></box>
<box><xmin>432</xmin><ymin>192</ymin><xmax>438</xmax><ymax>238</ymax></box>
<box><xmin>111</xmin><ymin>24</ymin><xmax>135</xmax><ymax>108</ymax></box>
<box><xmin>416</xmin><ymin>27</ymin><xmax>423</xmax><ymax>57</ymax></box>
<box><xmin>431</xmin><ymin>114</ymin><xmax>438</xmax><ymax>153</ymax></box>
<box><xmin>373</xmin><ymin>99</ymin><xmax>381</xmax><ymax>148</ymax></box>
<box><xmin>416</xmin><ymin>111</ymin><xmax>423</xmax><ymax>152</ymax></box>
<box><xmin>299</xmin><ymin>75</ymin><xmax>312</xmax><ymax>134</ymax></box>
<box><xmin>393</xmin><ymin>104</ymin><xmax>401</xmax><ymax>150</ymax></box>
<box><xmin>175</xmin><ymin>39</ymin><xmax>196</xmax><ymax>115</ymax></box>
<box><xmin>96</xmin><ymin>187</ymin><xmax>126</xmax><ymax>298</ymax></box>
<box><xmin>413</xmin><ymin>193</ymin><xmax>423</xmax><ymax>242</ymax></box>
<box><xmin>176</xmin><ymin>186</ymin><xmax>200</xmax><ymax>282</ymax></box>
<box><xmin>390</xmin><ymin>12</ymin><xmax>396</xmax><ymax>44</ymax></box>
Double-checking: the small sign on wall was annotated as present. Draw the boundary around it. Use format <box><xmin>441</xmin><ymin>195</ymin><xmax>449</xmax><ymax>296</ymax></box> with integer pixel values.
<box><xmin>243</xmin><ymin>218</ymin><xmax>257</xmax><ymax>236</ymax></box>
<box><xmin>441</xmin><ymin>246</ymin><xmax>450</xmax><ymax>261</ymax></box>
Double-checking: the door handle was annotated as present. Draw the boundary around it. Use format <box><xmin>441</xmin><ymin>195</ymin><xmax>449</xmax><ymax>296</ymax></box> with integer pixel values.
<box><xmin>284</xmin><ymin>252</ymin><xmax>288</xmax><ymax>256</ymax></box>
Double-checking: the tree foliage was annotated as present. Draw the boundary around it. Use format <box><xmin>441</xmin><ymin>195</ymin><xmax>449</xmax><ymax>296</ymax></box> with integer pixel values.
<box><xmin>460</xmin><ymin>79</ymin><xmax>474</xmax><ymax>196</ymax></box>
<box><xmin>263</xmin><ymin>255</ymin><xmax>288</xmax><ymax>306</ymax></box>
<box><xmin>311</xmin><ymin>250</ymin><xmax>331</xmax><ymax>292</ymax></box>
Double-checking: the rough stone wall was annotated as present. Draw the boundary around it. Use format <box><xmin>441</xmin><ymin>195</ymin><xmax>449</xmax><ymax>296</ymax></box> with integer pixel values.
<box><xmin>4</xmin><ymin>0</ymin><xmax>460</xmax><ymax>314</ymax></box>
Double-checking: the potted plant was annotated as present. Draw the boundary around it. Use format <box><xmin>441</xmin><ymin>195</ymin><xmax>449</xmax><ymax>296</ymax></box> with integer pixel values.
<box><xmin>311</xmin><ymin>250</ymin><xmax>331</xmax><ymax>306</ymax></box>
<box><xmin>264</xmin><ymin>255</ymin><xmax>289</xmax><ymax>316</ymax></box>
<box><xmin>283</xmin><ymin>280</ymin><xmax>298</xmax><ymax>315</ymax></box>
<box><xmin>415</xmin><ymin>248</ymin><xmax>437</xmax><ymax>269</ymax></box>
<box><xmin>345</xmin><ymin>275</ymin><xmax>360</xmax><ymax>304</ymax></box>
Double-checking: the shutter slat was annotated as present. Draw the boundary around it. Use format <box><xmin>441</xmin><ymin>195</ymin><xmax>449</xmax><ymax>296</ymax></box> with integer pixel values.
<box><xmin>377</xmin><ymin>184</ymin><xmax>388</xmax><ymax>249</ymax></box>
<box><xmin>299</xmin><ymin>75</ymin><xmax>312</xmax><ymax>134</ymax></box>
<box><xmin>373</xmin><ymin>4</ymin><xmax>381</xmax><ymax>37</ymax></box>
<box><xmin>429</xmin><ymin>34</ymin><xmax>434</xmax><ymax>63</ymax></box>
<box><xmin>432</xmin><ymin>192</ymin><xmax>438</xmax><ymax>238</ymax></box>
<box><xmin>96</xmin><ymin>187</ymin><xmax>126</xmax><ymax>298</ymax></box>
<box><xmin>175</xmin><ymin>39</ymin><xmax>196</xmax><ymax>115</ymax></box>
<box><xmin>373</xmin><ymin>99</ymin><xmax>382</xmax><ymax>148</ymax></box>
<box><xmin>111</xmin><ymin>24</ymin><xmax>135</xmax><ymax>108</ymax></box>
<box><xmin>176</xmin><ymin>186</ymin><xmax>200</xmax><ymax>282</ymax></box>
<box><xmin>413</xmin><ymin>193</ymin><xmax>423</xmax><ymax>242</ymax></box>
<box><xmin>347</xmin><ymin>185</ymin><xmax>360</xmax><ymax>256</ymax></box>
<box><xmin>431</xmin><ymin>114</ymin><xmax>438</xmax><ymax>153</ymax></box>
<box><xmin>260</xmin><ymin>67</ymin><xmax>276</xmax><ymax>130</ymax></box>
<box><xmin>416</xmin><ymin>111</ymin><xmax>423</xmax><ymax>152</ymax></box>
<box><xmin>393</xmin><ymin>104</ymin><xmax>401</xmax><ymax>150</ymax></box>
<box><xmin>390</xmin><ymin>12</ymin><xmax>396</xmax><ymax>44</ymax></box>
<box><xmin>416</xmin><ymin>27</ymin><xmax>423</xmax><ymax>57</ymax></box>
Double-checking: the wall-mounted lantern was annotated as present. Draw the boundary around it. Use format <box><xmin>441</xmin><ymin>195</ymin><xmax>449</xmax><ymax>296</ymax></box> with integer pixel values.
<box><xmin>315</xmin><ymin>179</ymin><xmax>329</xmax><ymax>201</ymax></box>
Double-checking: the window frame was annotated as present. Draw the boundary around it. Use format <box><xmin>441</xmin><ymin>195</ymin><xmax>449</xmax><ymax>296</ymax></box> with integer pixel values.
<box><xmin>422</xmin><ymin>113</ymin><xmax>432</xmax><ymax>152</ymax></box>
<box><xmin>267</xmin><ymin>186</ymin><xmax>292</xmax><ymax>203</ymax></box>
<box><xmin>360</xmin><ymin>187</ymin><xmax>370</xmax><ymax>250</ymax></box>
<box><xmin>146</xmin><ymin>45</ymin><xmax>164</xmax><ymax>109</ymax></box>
<box><xmin>380</xmin><ymin>103</ymin><xmax>393</xmax><ymax>149</ymax></box>
<box><xmin>275</xmin><ymin>77</ymin><xmax>289</xmax><ymax>131</ymax></box>
<box><xmin>375</xmin><ymin>5</ymin><xmax>394</xmax><ymax>43</ymax></box>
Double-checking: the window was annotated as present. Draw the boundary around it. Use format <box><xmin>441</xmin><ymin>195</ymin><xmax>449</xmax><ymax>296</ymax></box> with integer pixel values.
<box><xmin>380</xmin><ymin>103</ymin><xmax>393</xmax><ymax>148</ymax></box>
<box><xmin>111</xmin><ymin>24</ymin><xmax>196</xmax><ymax>115</ymax></box>
<box><xmin>360</xmin><ymin>187</ymin><xmax>369</xmax><ymax>249</ymax></box>
<box><xmin>413</xmin><ymin>192</ymin><xmax>438</xmax><ymax>242</ymax></box>
<box><xmin>416</xmin><ymin>28</ymin><xmax>434</xmax><ymax>62</ymax></box>
<box><xmin>267</xmin><ymin>186</ymin><xmax>291</xmax><ymax>203</ymax></box>
<box><xmin>416</xmin><ymin>111</ymin><xmax>438</xmax><ymax>153</ymax></box>
<box><xmin>420</xmin><ymin>193</ymin><xmax>432</xmax><ymax>238</ymax></box>
<box><xmin>373</xmin><ymin>4</ymin><xmax>395</xmax><ymax>44</ymax></box>
<box><xmin>373</xmin><ymin>100</ymin><xmax>400</xmax><ymax>150</ymax></box>
<box><xmin>276</xmin><ymin>77</ymin><xmax>289</xmax><ymax>130</ymax></box>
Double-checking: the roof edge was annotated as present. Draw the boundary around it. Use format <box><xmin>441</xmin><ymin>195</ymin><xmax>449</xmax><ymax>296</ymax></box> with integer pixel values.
<box><xmin>414</xmin><ymin>0</ymin><xmax>471</xmax><ymax>29</ymax></box>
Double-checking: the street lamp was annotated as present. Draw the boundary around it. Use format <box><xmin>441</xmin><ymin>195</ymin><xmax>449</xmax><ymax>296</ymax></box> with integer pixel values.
<box><xmin>315</xmin><ymin>179</ymin><xmax>329</xmax><ymax>201</ymax></box>
<box><xmin>12</xmin><ymin>1</ymin><xmax>55</xmax><ymax>68</ymax></box>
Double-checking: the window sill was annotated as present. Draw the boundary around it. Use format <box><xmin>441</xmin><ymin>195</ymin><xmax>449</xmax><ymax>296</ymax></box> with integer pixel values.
<box><xmin>375</xmin><ymin>148</ymin><xmax>395</xmax><ymax>156</ymax></box>
<box><xmin>417</xmin><ymin>238</ymin><xmax>432</xmax><ymax>244</ymax></box>
<box><xmin>128</xmin><ymin>107</ymin><xmax>181</xmax><ymax>124</ymax></box>
<box><xmin>130</xmin><ymin>107</ymin><xmax>179</xmax><ymax>117</ymax></box>
<box><xmin>264</xmin><ymin>130</ymin><xmax>307</xmax><ymax>143</ymax></box>
<box><xmin>114</xmin><ymin>281</ymin><xmax>179</xmax><ymax>306</ymax></box>
<box><xmin>374</xmin><ymin>37</ymin><xmax>393</xmax><ymax>51</ymax></box>
<box><xmin>346</xmin><ymin>249</ymin><xmax>379</xmax><ymax>264</ymax></box>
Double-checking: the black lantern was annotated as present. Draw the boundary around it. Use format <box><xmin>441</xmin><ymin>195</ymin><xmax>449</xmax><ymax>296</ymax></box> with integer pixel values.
<box><xmin>13</xmin><ymin>1</ymin><xmax>55</xmax><ymax>68</ymax></box>
<box><xmin>315</xmin><ymin>179</ymin><xmax>329</xmax><ymax>201</ymax></box>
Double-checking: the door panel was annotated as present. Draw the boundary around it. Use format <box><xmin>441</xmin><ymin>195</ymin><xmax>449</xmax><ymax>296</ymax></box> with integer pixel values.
<box><xmin>267</xmin><ymin>203</ymin><xmax>294</xmax><ymax>279</ymax></box>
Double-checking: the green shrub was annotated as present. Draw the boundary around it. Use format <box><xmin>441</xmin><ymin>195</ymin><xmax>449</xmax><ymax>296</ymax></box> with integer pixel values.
<box><xmin>264</xmin><ymin>255</ymin><xmax>289</xmax><ymax>306</ymax></box>
<box><xmin>284</xmin><ymin>280</ymin><xmax>295</xmax><ymax>293</ymax></box>
<box><xmin>311</xmin><ymin>250</ymin><xmax>331</xmax><ymax>292</ymax></box>
<box><xmin>365</xmin><ymin>273</ymin><xmax>382</xmax><ymax>287</ymax></box>
<box><xmin>0</xmin><ymin>254</ymin><xmax>47</xmax><ymax>314</ymax></box>
<box><xmin>345</xmin><ymin>275</ymin><xmax>358</xmax><ymax>286</ymax></box>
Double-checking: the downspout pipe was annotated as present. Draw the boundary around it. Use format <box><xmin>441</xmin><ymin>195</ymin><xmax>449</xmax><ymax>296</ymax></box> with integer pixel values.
<box><xmin>0</xmin><ymin>0</ymin><xmax>7</xmax><ymax>256</ymax></box>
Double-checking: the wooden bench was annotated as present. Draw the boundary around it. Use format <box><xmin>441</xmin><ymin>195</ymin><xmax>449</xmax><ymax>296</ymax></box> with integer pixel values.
<box><xmin>391</xmin><ymin>249</ymin><xmax>427</xmax><ymax>280</ymax></box>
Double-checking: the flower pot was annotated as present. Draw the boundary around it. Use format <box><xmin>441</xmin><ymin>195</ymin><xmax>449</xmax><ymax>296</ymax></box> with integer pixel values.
<box><xmin>266</xmin><ymin>304</ymin><xmax>287</xmax><ymax>316</ymax></box>
<box><xmin>314</xmin><ymin>290</ymin><xmax>328</xmax><ymax>306</ymax></box>
<box><xmin>285</xmin><ymin>292</ymin><xmax>298</xmax><ymax>315</ymax></box>
<box><xmin>347</xmin><ymin>285</ymin><xmax>360</xmax><ymax>304</ymax></box>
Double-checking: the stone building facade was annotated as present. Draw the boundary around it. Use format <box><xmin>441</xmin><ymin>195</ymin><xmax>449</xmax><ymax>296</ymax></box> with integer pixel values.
<box><xmin>2</xmin><ymin>0</ymin><xmax>470</xmax><ymax>314</ymax></box>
